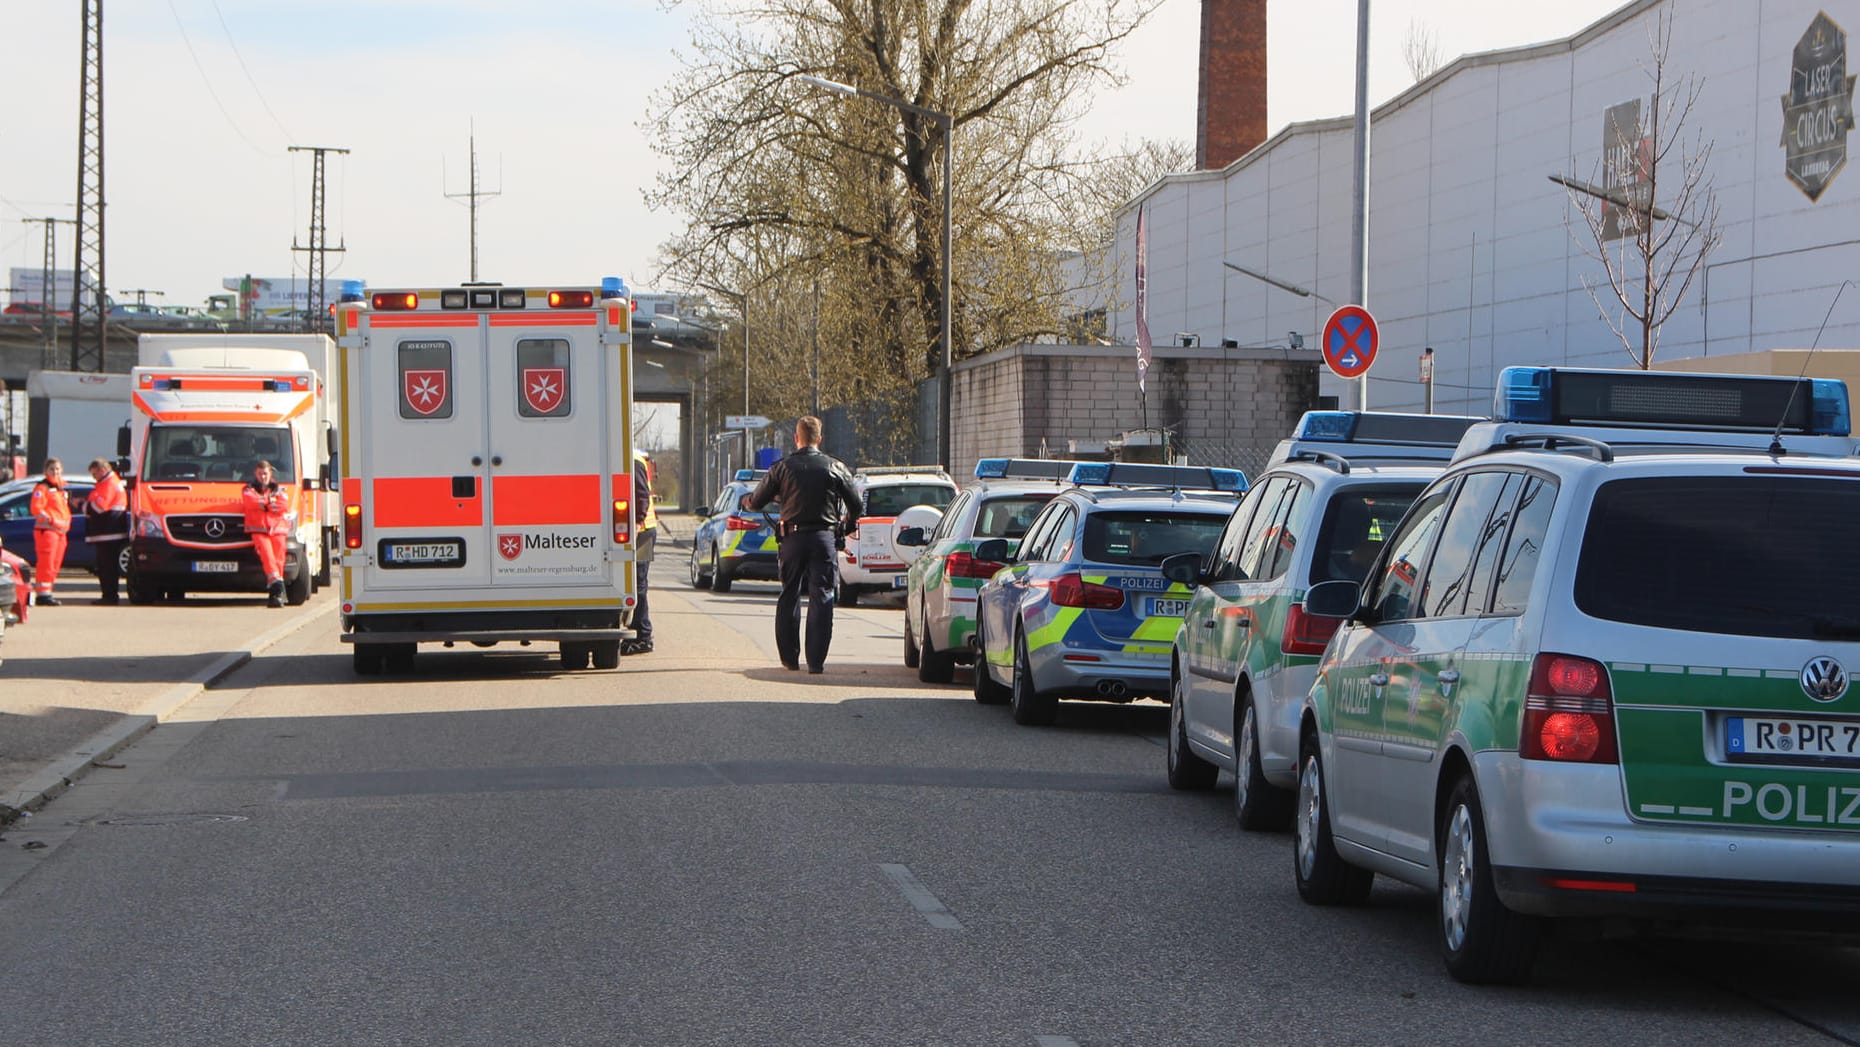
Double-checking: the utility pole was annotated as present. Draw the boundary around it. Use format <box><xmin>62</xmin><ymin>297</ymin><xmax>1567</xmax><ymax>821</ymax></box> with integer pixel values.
<box><xmin>443</xmin><ymin>131</ymin><xmax>500</xmax><ymax>282</ymax></box>
<box><xmin>22</xmin><ymin>217</ymin><xmax>76</xmax><ymax>369</ymax></box>
<box><xmin>290</xmin><ymin>145</ymin><xmax>350</xmax><ymax>333</ymax></box>
<box><xmin>1350</xmin><ymin>0</ymin><xmax>1371</xmax><ymax>410</ymax></box>
<box><xmin>70</xmin><ymin>0</ymin><xmax>107</xmax><ymax>372</ymax></box>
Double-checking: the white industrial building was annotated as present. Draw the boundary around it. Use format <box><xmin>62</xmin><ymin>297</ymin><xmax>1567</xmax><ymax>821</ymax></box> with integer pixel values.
<box><xmin>1107</xmin><ymin>0</ymin><xmax>1860</xmax><ymax>414</ymax></box>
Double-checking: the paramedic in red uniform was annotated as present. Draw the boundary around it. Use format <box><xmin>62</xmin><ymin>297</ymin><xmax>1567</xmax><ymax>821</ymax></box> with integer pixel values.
<box><xmin>29</xmin><ymin>458</ymin><xmax>71</xmax><ymax>606</ymax></box>
<box><xmin>243</xmin><ymin>459</ymin><xmax>290</xmax><ymax>608</ymax></box>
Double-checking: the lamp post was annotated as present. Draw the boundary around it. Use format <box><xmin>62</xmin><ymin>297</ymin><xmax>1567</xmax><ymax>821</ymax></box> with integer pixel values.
<box><xmin>798</xmin><ymin>73</ymin><xmax>953</xmax><ymax>470</ymax></box>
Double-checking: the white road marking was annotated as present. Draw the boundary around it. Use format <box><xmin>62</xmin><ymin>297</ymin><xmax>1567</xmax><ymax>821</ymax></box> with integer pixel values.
<box><xmin>878</xmin><ymin>863</ymin><xmax>963</xmax><ymax>930</ymax></box>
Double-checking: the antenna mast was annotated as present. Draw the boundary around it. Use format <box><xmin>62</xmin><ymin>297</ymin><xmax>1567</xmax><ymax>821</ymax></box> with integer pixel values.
<box><xmin>444</xmin><ymin>130</ymin><xmax>501</xmax><ymax>281</ymax></box>
<box><xmin>290</xmin><ymin>145</ymin><xmax>350</xmax><ymax>333</ymax></box>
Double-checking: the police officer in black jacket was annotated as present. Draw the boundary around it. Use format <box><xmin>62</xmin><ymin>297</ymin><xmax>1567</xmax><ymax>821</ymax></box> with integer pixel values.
<box><xmin>741</xmin><ymin>415</ymin><xmax>863</xmax><ymax>673</ymax></box>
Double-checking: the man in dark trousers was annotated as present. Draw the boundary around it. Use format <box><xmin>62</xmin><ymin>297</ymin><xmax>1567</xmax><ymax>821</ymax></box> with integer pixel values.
<box><xmin>742</xmin><ymin>416</ymin><xmax>863</xmax><ymax>674</ymax></box>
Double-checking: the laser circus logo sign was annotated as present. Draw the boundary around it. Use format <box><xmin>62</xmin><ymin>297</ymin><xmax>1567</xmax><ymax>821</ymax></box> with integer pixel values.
<box><xmin>1782</xmin><ymin>12</ymin><xmax>1857</xmax><ymax>202</ymax></box>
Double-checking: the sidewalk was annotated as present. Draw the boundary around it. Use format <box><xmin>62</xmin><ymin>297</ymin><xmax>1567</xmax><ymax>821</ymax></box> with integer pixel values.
<box><xmin>0</xmin><ymin>571</ymin><xmax>335</xmax><ymax>823</ymax></box>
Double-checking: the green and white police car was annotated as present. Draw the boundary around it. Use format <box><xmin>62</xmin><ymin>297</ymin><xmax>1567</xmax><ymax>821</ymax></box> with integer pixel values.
<box><xmin>898</xmin><ymin>458</ymin><xmax>1083</xmax><ymax>683</ymax></box>
<box><xmin>1162</xmin><ymin>412</ymin><xmax>1481</xmax><ymax>828</ymax></box>
<box><xmin>1293</xmin><ymin>366</ymin><xmax>1860</xmax><ymax>984</ymax></box>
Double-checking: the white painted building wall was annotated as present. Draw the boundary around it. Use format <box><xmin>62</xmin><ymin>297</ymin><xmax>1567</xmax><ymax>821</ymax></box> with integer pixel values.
<box><xmin>1106</xmin><ymin>0</ymin><xmax>1860</xmax><ymax>415</ymax></box>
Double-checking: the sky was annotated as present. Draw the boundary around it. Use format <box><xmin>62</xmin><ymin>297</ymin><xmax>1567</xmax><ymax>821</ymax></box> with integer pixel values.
<box><xmin>0</xmin><ymin>0</ymin><xmax>1631</xmax><ymax>311</ymax></box>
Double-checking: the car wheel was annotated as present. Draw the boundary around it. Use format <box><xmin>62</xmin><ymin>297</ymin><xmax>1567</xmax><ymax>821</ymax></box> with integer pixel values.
<box><xmin>690</xmin><ymin>544</ymin><xmax>713</xmax><ymax>589</ymax></box>
<box><xmin>917</xmin><ymin>612</ymin><xmax>956</xmax><ymax>684</ymax></box>
<box><xmin>1235</xmin><ymin>695</ymin><xmax>1294</xmax><ymax>830</ymax></box>
<box><xmin>591</xmin><ymin>641</ymin><xmax>622</xmax><ymax>670</ymax></box>
<box><xmin>286</xmin><ymin>567</ymin><xmax>311</xmax><ymax>606</ymax></box>
<box><xmin>711</xmin><ymin>547</ymin><xmax>733</xmax><ymax>593</ymax></box>
<box><xmin>352</xmin><ymin>644</ymin><xmax>385</xmax><ymax>675</ymax></box>
<box><xmin>903</xmin><ymin>608</ymin><xmax>921</xmax><ymax>668</ymax></box>
<box><xmin>560</xmin><ymin>641</ymin><xmax>592</xmax><ymax>670</ymax></box>
<box><xmin>118</xmin><ymin>546</ymin><xmax>133</xmax><ymax>578</ymax></box>
<box><xmin>1167</xmin><ymin>668</ymin><xmax>1219</xmax><ymax>790</ymax></box>
<box><xmin>1293</xmin><ymin>731</ymin><xmax>1374</xmax><ymax>906</ymax></box>
<box><xmin>971</xmin><ymin>619</ymin><xmax>1011</xmax><ymax>705</ymax></box>
<box><xmin>1439</xmin><ymin>775</ymin><xmax>1542</xmax><ymax>984</ymax></box>
<box><xmin>316</xmin><ymin>537</ymin><xmax>333</xmax><ymax>588</ymax></box>
<box><xmin>1009</xmin><ymin>629</ymin><xmax>1058</xmax><ymax>725</ymax></box>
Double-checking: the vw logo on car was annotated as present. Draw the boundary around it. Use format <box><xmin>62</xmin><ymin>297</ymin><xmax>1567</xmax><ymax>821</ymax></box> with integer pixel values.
<box><xmin>1801</xmin><ymin>656</ymin><xmax>1849</xmax><ymax>703</ymax></box>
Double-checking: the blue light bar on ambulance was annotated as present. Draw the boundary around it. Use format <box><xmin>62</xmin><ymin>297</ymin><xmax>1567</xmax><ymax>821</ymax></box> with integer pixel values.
<box><xmin>340</xmin><ymin>280</ymin><xmax>366</xmax><ymax>303</ymax></box>
<box><xmin>974</xmin><ymin>458</ymin><xmax>1086</xmax><ymax>480</ymax></box>
<box><xmin>602</xmin><ymin>277</ymin><xmax>628</xmax><ymax>299</ymax></box>
<box><xmin>1291</xmin><ymin>410</ymin><xmax>1480</xmax><ymax>447</ymax></box>
<box><xmin>1067</xmin><ymin>461</ymin><xmax>1248</xmax><ymax>492</ymax></box>
<box><xmin>1493</xmin><ymin>366</ymin><xmax>1851</xmax><ymax>435</ymax></box>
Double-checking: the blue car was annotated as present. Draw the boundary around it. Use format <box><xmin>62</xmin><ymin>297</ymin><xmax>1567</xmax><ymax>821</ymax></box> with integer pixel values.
<box><xmin>971</xmin><ymin>463</ymin><xmax>1246</xmax><ymax>725</ymax></box>
<box><xmin>688</xmin><ymin>469</ymin><xmax>782</xmax><ymax>593</ymax></box>
<box><xmin>0</xmin><ymin>480</ymin><xmax>98</xmax><ymax>573</ymax></box>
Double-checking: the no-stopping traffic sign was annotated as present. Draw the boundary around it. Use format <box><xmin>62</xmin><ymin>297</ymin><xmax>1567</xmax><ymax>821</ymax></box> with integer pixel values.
<box><xmin>1322</xmin><ymin>305</ymin><xmax>1379</xmax><ymax>380</ymax></box>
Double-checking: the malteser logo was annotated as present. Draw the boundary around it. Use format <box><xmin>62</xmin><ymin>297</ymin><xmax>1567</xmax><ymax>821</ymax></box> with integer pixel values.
<box><xmin>498</xmin><ymin>533</ymin><xmax>523</xmax><ymax>561</ymax></box>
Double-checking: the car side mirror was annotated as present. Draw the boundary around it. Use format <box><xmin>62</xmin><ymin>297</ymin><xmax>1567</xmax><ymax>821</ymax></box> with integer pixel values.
<box><xmin>973</xmin><ymin>538</ymin><xmax>1012</xmax><ymax>564</ymax></box>
<box><xmin>1159</xmin><ymin>551</ymin><xmax>1202</xmax><ymax>587</ymax></box>
<box><xmin>897</xmin><ymin>526</ymin><xmax>928</xmax><ymax>547</ymax></box>
<box><xmin>116</xmin><ymin>425</ymin><xmax>131</xmax><ymax>457</ymax></box>
<box><xmin>1304</xmin><ymin>579</ymin><xmax>1364</xmax><ymax>620</ymax></box>
<box><xmin>696</xmin><ymin>504</ymin><xmax>710</xmax><ymax>517</ymax></box>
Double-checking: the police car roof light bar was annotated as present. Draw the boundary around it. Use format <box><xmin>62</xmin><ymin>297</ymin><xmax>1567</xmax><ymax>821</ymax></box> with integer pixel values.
<box><xmin>733</xmin><ymin>468</ymin><xmax>765</xmax><ymax>482</ymax></box>
<box><xmin>973</xmin><ymin>458</ymin><xmax>1087</xmax><ymax>480</ymax></box>
<box><xmin>1493</xmin><ymin>366</ymin><xmax>1851</xmax><ymax>436</ymax></box>
<box><xmin>1291</xmin><ymin>410</ymin><xmax>1482</xmax><ymax>446</ymax></box>
<box><xmin>1067</xmin><ymin>461</ymin><xmax>1249</xmax><ymax>493</ymax></box>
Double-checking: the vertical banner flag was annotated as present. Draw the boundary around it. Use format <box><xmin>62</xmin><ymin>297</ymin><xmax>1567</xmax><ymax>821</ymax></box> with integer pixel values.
<box><xmin>1135</xmin><ymin>205</ymin><xmax>1151</xmax><ymax>393</ymax></box>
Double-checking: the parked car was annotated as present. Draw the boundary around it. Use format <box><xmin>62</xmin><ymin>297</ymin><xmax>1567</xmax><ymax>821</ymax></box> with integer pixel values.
<box><xmin>1294</xmin><ymin>367</ymin><xmax>1860</xmax><ymax>985</ymax></box>
<box><xmin>971</xmin><ymin>462</ymin><xmax>1246</xmax><ymax>724</ymax></box>
<box><xmin>838</xmin><ymin>465</ymin><xmax>958</xmax><ymax>606</ymax></box>
<box><xmin>0</xmin><ymin>479</ymin><xmax>97</xmax><ymax>572</ymax></box>
<box><xmin>688</xmin><ymin>469</ymin><xmax>779</xmax><ymax>593</ymax></box>
<box><xmin>1163</xmin><ymin>411</ymin><xmax>1481</xmax><ymax>827</ymax></box>
<box><xmin>899</xmin><ymin>458</ymin><xmax>1083</xmax><ymax>682</ymax></box>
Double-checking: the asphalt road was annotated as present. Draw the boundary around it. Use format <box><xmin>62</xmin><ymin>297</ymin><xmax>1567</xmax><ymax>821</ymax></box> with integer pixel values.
<box><xmin>1</xmin><ymin>562</ymin><xmax>1857</xmax><ymax>1045</ymax></box>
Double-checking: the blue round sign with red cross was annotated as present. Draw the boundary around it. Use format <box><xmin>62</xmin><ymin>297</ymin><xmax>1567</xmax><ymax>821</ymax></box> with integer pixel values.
<box><xmin>1322</xmin><ymin>305</ymin><xmax>1379</xmax><ymax>379</ymax></box>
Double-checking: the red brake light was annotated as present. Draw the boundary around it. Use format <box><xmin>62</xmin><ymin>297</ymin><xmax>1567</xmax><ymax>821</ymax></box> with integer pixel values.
<box><xmin>1521</xmin><ymin>653</ymin><xmax>1618</xmax><ymax>764</ymax></box>
<box><xmin>726</xmin><ymin>516</ymin><xmax>760</xmax><ymax>530</ymax></box>
<box><xmin>613</xmin><ymin>499</ymin><xmax>631</xmax><ymax>544</ymax></box>
<box><xmin>372</xmin><ymin>292</ymin><xmax>418</xmax><ymax>310</ymax></box>
<box><xmin>1050</xmin><ymin>573</ymin><xmax>1125</xmax><ymax>610</ymax></box>
<box><xmin>549</xmin><ymin>290</ymin><xmax>595</xmax><ymax>308</ymax></box>
<box><xmin>945</xmin><ymin>551</ymin><xmax>1006</xmax><ymax>579</ymax></box>
<box><xmin>1281</xmin><ymin>603</ymin><xmax>1343</xmax><ymax>656</ymax></box>
<box><xmin>343</xmin><ymin>503</ymin><xmax>363</xmax><ymax>549</ymax></box>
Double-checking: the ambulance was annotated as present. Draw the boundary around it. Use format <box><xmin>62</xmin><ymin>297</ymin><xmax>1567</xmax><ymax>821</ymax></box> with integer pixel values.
<box><xmin>122</xmin><ymin>334</ymin><xmax>339</xmax><ymax>606</ymax></box>
<box><xmin>333</xmin><ymin>279</ymin><xmax>640</xmax><ymax>674</ymax></box>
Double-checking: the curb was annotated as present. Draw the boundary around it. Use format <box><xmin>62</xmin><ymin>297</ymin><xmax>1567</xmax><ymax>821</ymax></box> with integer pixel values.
<box><xmin>2</xmin><ymin>599</ymin><xmax>339</xmax><ymax>824</ymax></box>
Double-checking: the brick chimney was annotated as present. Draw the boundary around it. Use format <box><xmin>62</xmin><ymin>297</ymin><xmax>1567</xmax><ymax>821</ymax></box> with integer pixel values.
<box><xmin>1196</xmin><ymin>0</ymin><xmax>1267</xmax><ymax>170</ymax></box>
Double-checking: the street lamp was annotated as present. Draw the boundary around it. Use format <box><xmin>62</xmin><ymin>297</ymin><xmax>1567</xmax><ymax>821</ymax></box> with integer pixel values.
<box><xmin>798</xmin><ymin>73</ymin><xmax>954</xmax><ymax>470</ymax></box>
<box><xmin>1221</xmin><ymin>261</ymin><xmax>1339</xmax><ymax>307</ymax></box>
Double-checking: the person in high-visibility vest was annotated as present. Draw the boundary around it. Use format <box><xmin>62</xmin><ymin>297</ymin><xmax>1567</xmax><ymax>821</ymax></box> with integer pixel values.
<box><xmin>85</xmin><ymin>457</ymin><xmax>130</xmax><ymax>605</ymax></box>
<box><xmin>242</xmin><ymin>460</ymin><xmax>291</xmax><ymax>608</ymax></box>
<box><xmin>29</xmin><ymin>459</ymin><xmax>71</xmax><ymax>606</ymax></box>
<box><xmin>622</xmin><ymin>449</ymin><xmax>658</xmax><ymax>655</ymax></box>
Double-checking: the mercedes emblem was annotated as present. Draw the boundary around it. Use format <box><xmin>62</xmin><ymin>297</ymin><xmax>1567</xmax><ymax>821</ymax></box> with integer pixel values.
<box><xmin>1800</xmin><ymin>656</ymin><xmax>1849</xmax><ymax>703</ymax></box>
<box><xmin>204</xmin><ymin>518</ymin><xmax>227</xmax><ymax>539</ymax></box>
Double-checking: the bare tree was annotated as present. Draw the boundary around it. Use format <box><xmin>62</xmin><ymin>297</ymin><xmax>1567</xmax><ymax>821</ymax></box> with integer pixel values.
<box><xmin>646</xmin><ymin>0</ymin><xmax>1161</xmax><ymax>431</ymax></box>
<box><xmin>1402</xmin><ymin>20</ymin><xmax>1443</xmax><ymax>83</ymax></box>
<box><xmin>1561</xmin><ymin>12</ymin><xmax>1722</xmax><ymax>369</ymax></box>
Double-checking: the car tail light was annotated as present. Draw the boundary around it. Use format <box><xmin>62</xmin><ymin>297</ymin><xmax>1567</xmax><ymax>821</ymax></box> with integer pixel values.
<box><xmin>613</xmin><ymin>498</ymin><xmax>631</xmax><ymax>544</ymax></box>
<box><xmin>343</xmin><ymin>502</ymin><xmax>363</xmax><ymax>549</ymax></box>
<box><xmin>1281</xmin><ymin>603</ymin><xmax>1343</xmax><ymax>655</ymax></box>
<box><xmin>726</xmin><ymin>516</ymin><xmax>760</xmax><ymax>531</ymax></box>
<box><xmin>371</xmin><ymin>292</ymin><xmax>418</xmax><ymax>310</ymax></box>
<box><xmin>1521</xmin><ymin>653</ymin><xmax>1618</xmax><ymax>763</ymax></box>
<box><xmin>945</xmin><ymin>551</ymin><xmax>1005</xmax><ymax>579</ymax></box>
<box><xmin>549</xmin><ymin>290</ymin><xmax>595</xmax><ymax>308</ymax></box>
<box><xmin>1050</xmin><ymin>573</ymin><xmax>1125</xmax><ymax>610</ymax></box>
